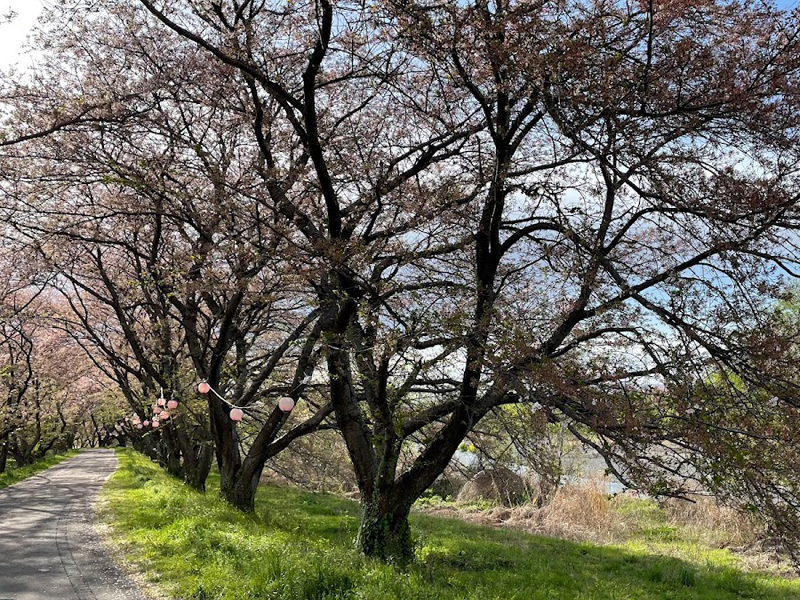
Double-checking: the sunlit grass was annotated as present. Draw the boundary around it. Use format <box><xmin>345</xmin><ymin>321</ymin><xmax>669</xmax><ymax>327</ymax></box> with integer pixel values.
<box><xmin>100</xmin><ymin>449</ymin><xmax>800</xmax><ymax>599</ymax></box>
<box><xmin>0</xmin><ymin>449</ymin><xmax>80</xmax><ymax>490</ymax></box>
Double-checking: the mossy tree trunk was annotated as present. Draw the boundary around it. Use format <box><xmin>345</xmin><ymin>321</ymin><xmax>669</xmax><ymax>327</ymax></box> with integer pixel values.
<box><xmin>357</xmin><ymin>495</ymin><xmax>413</xmax><ymax>564</ymax></box>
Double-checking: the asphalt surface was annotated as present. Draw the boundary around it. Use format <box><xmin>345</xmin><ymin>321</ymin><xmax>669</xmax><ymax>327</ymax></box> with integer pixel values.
<box><xmin>0</xmin><ymin>449</ymin><xmax>146</xmax><ymax>600</ymax></box>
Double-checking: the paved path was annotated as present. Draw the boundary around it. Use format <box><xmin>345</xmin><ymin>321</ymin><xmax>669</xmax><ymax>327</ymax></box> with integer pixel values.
<box><xmin>0</xmin><ymin>450</ymin><xmax>146</xmax><ymax>600</ymax></box>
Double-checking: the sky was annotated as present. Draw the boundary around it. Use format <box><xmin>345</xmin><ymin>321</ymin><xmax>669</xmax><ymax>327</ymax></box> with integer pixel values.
<box><xmin>0</xmin><ymin>0</ymin><xmax>798</xmax><ymax>67</ymax></box>
<box><xmin>0</xmin><ymin>0</ymin><xmax>44</xmax><ymax>68</ymax></box>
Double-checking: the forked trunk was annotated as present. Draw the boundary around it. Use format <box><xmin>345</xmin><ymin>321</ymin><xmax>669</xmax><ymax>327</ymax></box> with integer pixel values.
<box><xmin>221</xmin><ymin>451</ymin><xmax>268</xmax><ymax>512</ymax></box>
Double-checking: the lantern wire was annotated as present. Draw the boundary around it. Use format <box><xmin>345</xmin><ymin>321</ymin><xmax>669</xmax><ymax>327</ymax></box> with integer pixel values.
<box><xmin>199</xmin><ymin>377</ymin><xmax>308</xmax><ymax>414</ymax></box>
<box><xmin>200</xmin><ymin>382</ymin><xmax>244</xmax><ymax>410</ymax></box>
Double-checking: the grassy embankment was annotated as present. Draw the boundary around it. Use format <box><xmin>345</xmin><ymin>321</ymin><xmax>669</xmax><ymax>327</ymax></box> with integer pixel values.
<box><xmin>0</xmin><ymin>449</ymin><xmax>80</xmax><ymax>490</ymax></box>
<box><xmin>99</xmin><ymin>449</ymin><xmax>800</xmax><ymax>600</ymax></box>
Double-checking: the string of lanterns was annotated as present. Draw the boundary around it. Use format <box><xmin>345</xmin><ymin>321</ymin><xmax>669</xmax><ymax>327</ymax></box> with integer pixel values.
<box><xmin>120</xmin><ymin>379</ymin><xmax>299</xmax><ymax>435</ymax></box>
<box><xmin>197</xmin><ymin>380</ymin><xmax>295</xmax><ymax>421</ymax></box>
<box><xmin>127</xmin><ymin>387</ymin><xmax>177</xmax><ymax>431</ymax></box>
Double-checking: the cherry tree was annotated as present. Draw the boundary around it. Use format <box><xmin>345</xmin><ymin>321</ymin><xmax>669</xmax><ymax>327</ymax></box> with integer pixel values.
<box><xmin>0</xmin><ymin>269</ymin><xmax>103</xmax><ymax>470</ymax></box>
<box><xmin>122</xmin><ymin>0</ymin><xmax>800</xmax><ymax>562</ymax></box>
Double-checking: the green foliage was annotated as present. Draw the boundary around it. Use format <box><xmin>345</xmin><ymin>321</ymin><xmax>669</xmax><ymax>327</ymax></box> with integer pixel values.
<box><xmin>100</xmin><ymin>450</ymin><xmax>800</xmax><ymax>599</ymax></box>
<box><xmin>0</xmin><ymin>450</ymin><xmax>80</xmax><ymax>489</ymax></box>
<box><xmin>414</xmin><ymin>495</ymin><xmax>495</xmax><ymax>511</ymax></box>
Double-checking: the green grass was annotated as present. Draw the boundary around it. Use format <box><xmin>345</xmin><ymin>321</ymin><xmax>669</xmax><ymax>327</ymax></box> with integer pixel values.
<box><xmin>100</xmin><ymin>449</ymin><xmax>800</xmax><ymax>599</ymax></box>
<box><xmin>0</xmin><ymin>449</ymin><xmax>81</xmax><ymax>490</ymax></box>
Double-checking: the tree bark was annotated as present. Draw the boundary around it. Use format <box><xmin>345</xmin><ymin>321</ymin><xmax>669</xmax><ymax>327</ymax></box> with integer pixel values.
<box><xmin>161</xmin><ymin>427</ymin><xmax>185</xmax><ymax>480</ymax></box>
<box><xmin>227</xmin><ymin>468</ymin><xmax>261</xmax><ymax>512</ymax></box>
<box><xmin>174</xmin><ymin>424</ymin><xmax>212</xmax><ymax>491</ymax></box>
<box><xmin>216</xmin><ymin>413</ymin><xmax>245</xmax><ymax>508</ymax></box>
<box><xmin>357</xmin><ymin>493</ymin><xmax>413</xmax><ymax>563</ymax></box>
<box><xmin>184</xmin><ymin>443</ymin><xmax>213</xmax><ymax>492</ymax></box>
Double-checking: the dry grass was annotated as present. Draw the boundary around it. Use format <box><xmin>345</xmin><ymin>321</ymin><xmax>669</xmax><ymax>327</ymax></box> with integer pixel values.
<box><xmin>513</xmin><ymin>481</ymin><xmax>627</xmax><ymax>543</ymax></box>
<box><xmin>538</xmin><ymin>482</ymin><xmax>624</xmax><ymax>541</ymax></box>
<box><xmin>663</xmin><ymin>497</ymin><xmax>794</xmax><ymax>576</ymax></box>
<box><xmin>418</xmin><ymin>480</ymin><xmax>797</xmax><ymax>578</ymax></box>
<box><xmin>664</xmin><ymin>496</ymin><xmax>764</xmax><ymax>548</ymax></box>
<box><xmin>424</xmin><ymin>480</ymin><xmax>626</xmax><ymax>544</ymax></box>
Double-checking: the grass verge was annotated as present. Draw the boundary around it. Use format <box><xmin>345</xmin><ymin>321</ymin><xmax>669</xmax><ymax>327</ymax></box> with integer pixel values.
<box><xmin>100</xmin><ymin>449</ymin><xmax>800</xmax><ymax>600</ymax></box>
<box><xmin>0</xmin><ymin>449</ymin><xmax>81</xmax><ymax>490</ymax></box>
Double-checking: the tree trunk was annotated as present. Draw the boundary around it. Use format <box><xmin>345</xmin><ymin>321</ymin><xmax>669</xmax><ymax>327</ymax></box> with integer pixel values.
<box><xmin>11</xmin><ymin>438</ymin><xmax>34</xmax><ymax>467</ymax></box>
<box><xmin>184</xmin><ymin>442</ymin><xmax>213</xmax><ymax>492</ymax></box>
<box><xmin>132</xmin><ymin>434</ymin><xmax>160</xmax><ymax>462</ymax></box>
<box><xmin>161</xmin><ymin>427</ymin><xmax>185</xmax><ymax>480</ymax></box>
<box><xmin>225</xmin><ymin>449</ymin><xmax>273</xmax><ymax>512</ymax></box>
<box><xmin>357</xmin><ymin>494</ymin><xmax>413</xmax><ymax>564</ymax></box>
<box><xmin>217</xmin><ymin>431</ymin><xmax>245</xmax><ymax>507</ymax></box>
<box><xmin>207</xmin><ymin>389</ymin><xmax>246</xmax><ymax>506</ymax></box>
<box><xmin>212</xmin><ymin>396</ymin><xmax>276</xmax><ymax>511</ymax></box>
<box><xmin>226</xmin><ymin>472</ymin><xmax>259</xmax><ymax>512</ymax></box>
<box><xmin>0</xmin><ymin>441</ymin><xmax>7</xmax><ymax>474</ymax></box>
<box><xmin>219</xmin><ymin>451</ymin><xmax>259</xmax><ymax>511</ymax></box>
<box><xmin>174</xmin><ymin>424</ymin><xmax>212</xmax><ymax>492</ymax></box>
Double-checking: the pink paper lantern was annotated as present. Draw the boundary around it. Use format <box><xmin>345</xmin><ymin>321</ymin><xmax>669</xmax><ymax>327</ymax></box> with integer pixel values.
<box><xmin>198</xmin><ymin>381</ymin><xmax>211</xmax><ymax>394</ymax></box>
<box><xmin>135</xmin><ymin>423</ymin><xmax>143</xmax><ymax>429</ymax></box>
<box><xmin>152</xmin><ymin>420</ymin><xmax>160</xmax><ymax>428</ymax></box>
<box><xmin>159</xmin><ymin>410</ymin><xmax>170</xmax><ymax>420</ymax></box>
<box><xmin>229</xmin><ymin>408</ymin><xmax>244</xmax><ymax>422</ymax></box>
<box><xmin>278</xmin><ymin>396</ymin><xmax>295</xmax><ymax>413</ymax></box>
<box><xmin>157</xmin><ymin>398</ymin><xmax>166</xmax><ymax>407</ymax></box>
<box><xmin>143</xmin><ymin>420</ymin><xmax>150</xmax><ymax>427</ymax></box>
<box><xmin>167</xmin><ymin>400</ymin><xmax>178</xmax><ymax>410</ymax></box>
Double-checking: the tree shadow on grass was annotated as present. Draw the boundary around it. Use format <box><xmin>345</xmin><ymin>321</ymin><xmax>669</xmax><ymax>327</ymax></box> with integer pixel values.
<box><xmin>107</xmin><ymin>450</ymin><xmax>800</xmax><ymax>600</ymax></box>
